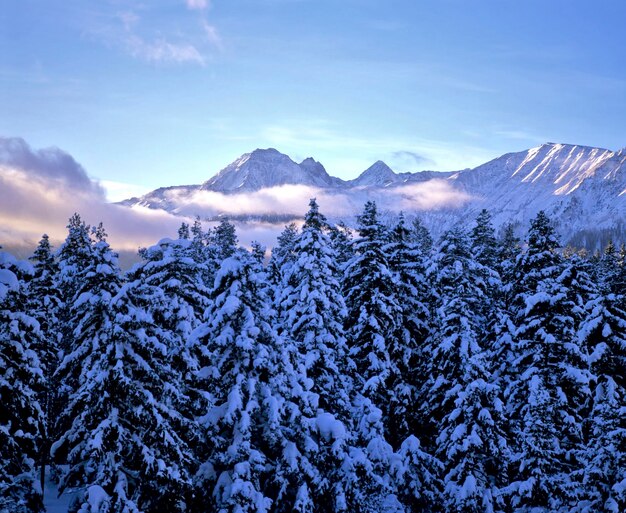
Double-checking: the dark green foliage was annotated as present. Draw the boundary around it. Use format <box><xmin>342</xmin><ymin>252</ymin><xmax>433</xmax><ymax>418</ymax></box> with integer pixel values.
<box><xmin>506</xmin><ymin>211</ymin><xmax>591</xmax><ymax>512</ymax></box>
<box><xmin>0</xmin><ymin>251</ymin><xmax>44</xmax><ymax>513</ymax></box>
<box><xmin>4</xmin><ymin>204</ymin><xmax>626</xmax><ymax>513</ymax></box>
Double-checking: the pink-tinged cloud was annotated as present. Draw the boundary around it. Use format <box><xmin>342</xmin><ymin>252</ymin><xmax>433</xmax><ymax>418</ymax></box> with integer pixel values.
<box><xmin>157</xmin><ymin>180</ymin><xmax>472</xmax><ymax>220</ymax></box>
<box><xmin>0</xmin><ymin>137</ymin><xmax>473</xmax><ymax>258</ymax></box>
<box><xmin>186</xmin><ymin>0</ymin><xmax>210</xmax><ymax>10</ymax></box>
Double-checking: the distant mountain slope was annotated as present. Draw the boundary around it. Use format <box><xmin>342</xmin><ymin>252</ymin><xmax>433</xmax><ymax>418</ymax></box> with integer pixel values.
<box><xmin>122</xmin><ymin>143</ymin><xmax>626</xmax><ymax>249</ymax></box>
<box><xmin>201</xmin><ymin>148</ymin><xmax>341</xmax><ymax>191</ymax></box>
<box><xmin>438</xmin><ymin>143</ymin><xmax>626</xmax><ymax>246</ymax></box>
<box><xmin>347</xmin><ymin>161</ymin><xmax>397</xmax><ymax>187</ymax></box>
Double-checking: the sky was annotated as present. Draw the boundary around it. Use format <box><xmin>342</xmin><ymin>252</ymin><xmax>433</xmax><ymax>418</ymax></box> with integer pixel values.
<box><xmin>2</xmin><ymin>0</ymin><xmax>626</xmax><ymax>203</ymax></box>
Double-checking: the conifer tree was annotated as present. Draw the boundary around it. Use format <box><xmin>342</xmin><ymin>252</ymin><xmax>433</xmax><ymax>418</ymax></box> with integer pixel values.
<box><xmin>471</xmin><ymin>209</ymin><xmax>498</xmax><ymax>269</ymax></box>
<box><xmin>268</xmin><ymin>222</ymin><xmax>299</xmax><ymax>286</ymax></box>
<box><xmin>596</xmin><ymin>240</ymin><xmax>616</xmax><ymax>290</ymax></box>
<box><xmin>497</xmin><ymin>223</ymin><xmax>521</xmax><ymax>307</ymax></box>
<box><xmin>28</xmin><ymin>235</ymin><xmax>61</xmax><ymax>377</ymax></box>
<box><xmin>27</xmin><ymin>234</ymin><xmax>63</xmax><ymax>492</ymax></box>
<box><xmin>189</xmin><ymin>217</ymin><xmax>209</xmax><ymax>266</ymax></box>
<box><xmin>390</xmin><ymin>436</ymin><xmax>442</xmax><ymax>513</ymax></box>
<box><xmin>277</xmin><ymin>199</ymin><xmax>350</xmax><ymax>414</ymax></box>
<box><xmin>614</xmin><ymin>244</ymin><xmax>626</xmax><ymax>310</ymax></box>
<box><xmin>0</xmin><ymin>251</ymin><xmax>44</xmax><ymax>513</ymax></box>
<box><xmin>328</xmin><ymin>221</ymin><xmax>354</xmax><ymax>272</ymax></box>
<box><xmin>52</xmin><ymin>233</ymin><xmax>194</xmax><ymax>513</ymax></box>
<box><xmin>275</xmin><ymin>200</ymin><xmax>415</xmax><ymax>512</ymax></box>
<box><xmin>130</xmin><ymin>237</ymin><xmax>210</xmax><ymax>357</ymax></box>
<box><xmin>343</xmin><ymin>201</ymin><xmax>399</xmax><ymax>413</ymax></box>
<box><xmin>129</xmin><ymin>236</ymin><xmax>211</xmax><ymax>445</ymax></box>
<box><xmin>342</xmin><ymin>201</ymin><xmax>404</xmax><ymax>509</ymax></box>
<box><xmin>188</xmin><ymin>216</ymin><xmax>227</xmax><ymax>289</ymax></box>
<box><xmin>178</xmin><ymin>222</ymin><xmax>190</xmax><ymax>240</ymax></box>
<box><xmin>424</xmin><ymin>228</ymin><xmax>508</xmax><ymax>513</ymax></box>
<box><xmin>575</xmin><ymin>290</ymin><xmax>626</xmax><ymax>512</ymax></box>
<box><xmin>384</xmin><ymin>213</ymin><xmax>432</xmax><ymax>448</ymax></box>
<box><xmin>213</xmin><ymin>218</ymin><xmax>238</xmax><ymax>261</ymax></box>
<box><xmin>506</xmin><ymin>211</ymin><xmax>590</xmax><ymax>512</ymax></box>
<box><xmin>559</xmin><ymin>254</ymin><xmax>598</xmax><ymax>342</ymax></box>
<box><xmin>55</xmin><ymin>213</ymin><xmax>94</xmax><ymax>314</ymax></box>
<box><xmin>250</xmin><ymin>241</ymin><xmax>266</xmax><ymax>266</ymax></box>
<box><xmin>50</xmin><ymin>215</ymin><xmax>97</xmax><ymax>481</ymax></box>
<box><xmin>410</xmin><ymin>217</ymin><xmax>433</xmax><ymax>256</ymax></box>
<box><xmin>192</xmin><ymin>249</ymin><xmax>284</xmax><ymax>513</ymax></box>
<box><xmin>272</xmin><ymin>199</ymin><xmax>355</xmax><ymax>511</ymax></box>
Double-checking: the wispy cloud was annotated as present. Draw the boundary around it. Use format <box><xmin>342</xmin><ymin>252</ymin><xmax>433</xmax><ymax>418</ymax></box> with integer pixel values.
<box><xmin>124</xmin><ymin>34</ymin><xmax>206</xmax><ymax>65</ymax></box>
<box><xmin>117</xmin><ymin>10</ymin><xmax>139</xmax><ymax>31</ymax></box>
<box><xmin>201</xmin><ymin>19</ymin><xmax>222</xmax><ymax>49</ymax></box>
<box><xmin>493</xmin><ymin>129</ymin><xmax>547</xmax><ymax>143</ymax></box>
<box><xmin>390</xmin><ymin>150</ymin><xmax>436</xmax><ymax>171</ymax></box>
<box><xmin>0</xmin><ymin>161</ymin><xmax>304</xmax><ymax>257</ymax></box>
<box><xmin>0</xmin><ymin>160</ymin><xmax>289</xmax><ymax>255</ymax></box>
<box><xmin>186</xmin><ymin>0</ymin><xmax>210</xmax><ymax>10</ymax></box>
<box><xmin>88</xmin><ymin>3</ymin><xmax>223</xmax><ymax>66</ymax></box>
<box><xmin>0</xmin><ymin>137</ymin><xmax>179</xmax><ymax>250</ymax></box>
<box><xmin>0</xmin><ymin>163</ymin><xmax>179</xmax><ymax>251</ymax></box>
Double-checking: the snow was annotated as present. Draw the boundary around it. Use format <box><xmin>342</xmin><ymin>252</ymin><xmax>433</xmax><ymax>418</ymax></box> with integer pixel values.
<box><xmin>0</xmin><ymin>268</ymin><xmax>18</xmax><ymax>300</ymax></box>
<box><xmin>125</xmin><ymin>142</ymin><xmax>626</xmax><ymax>249</ymax></box>
<box><xmin>5</xmin><ymin>193</ymin><xmax>626</xmax><ymax>513</ymax></box>
<box><xmin>315</xmin><ymin>412</ymin><xmax>347</xmax><ymax>441</ymax></box>
<box><xmin>201</xmin><ymin>147</ymin><xmax>337</xmax><ymax>192</ymax></box>
<box><xmin>42</xmin><ymin>466</ymin><xmax>81</xmax><ymax>513</ymax></box>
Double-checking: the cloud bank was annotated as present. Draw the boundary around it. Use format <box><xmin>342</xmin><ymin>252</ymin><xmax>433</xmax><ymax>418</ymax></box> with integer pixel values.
<box><xmin>0</xmin><ymin>163</ymin><xmax>183</xmax><ymax>252</ymax></box>
<box><xmin>0</xmin><ymin>137</ymin><xmax>190</xmax><ymax>252</ymax></box>
<box><xmin>0</xmin><ymin>139</ymin><xmax>300</xmax><ymax>255</ymax></box>
<box><xmin>0</xmin><ymin>137</ymin><xmax>104</xmax><ymax>197</ymax></box>
<box><xmin>160</xmin><ymin>180</ymin><xmax>472</xmax><ymax>220</ymax></box>
<box><xmin>0</xmin><ymin>137</ymin><xmax>472</xmax><ymax>258</ymax></box>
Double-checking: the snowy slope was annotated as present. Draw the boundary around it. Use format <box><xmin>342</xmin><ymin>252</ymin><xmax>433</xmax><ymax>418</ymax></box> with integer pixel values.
<box><xmin>348</xmin><ymin>161</ymin><xmax>398</xmax><ymax>187</ymax></box>
<box><xmin>202</xmin><ymin>148</ymin><xmax>341</xmax><ymax>191</ymax></box>
<box><xmin>122</xmin><ymin>143</ymin><xmax>626</xmax><ymax>248</ymax></box>
<box><xmin>435</xmin><ymin>143</ymin><xmax>626</xmax><ymax>245</ymax></box>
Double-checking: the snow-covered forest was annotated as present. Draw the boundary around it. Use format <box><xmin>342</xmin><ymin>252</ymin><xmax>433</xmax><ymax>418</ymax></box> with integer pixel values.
<box><xmin>2</xmin><ymin>199</ymin><xmax>625</xmax><ymax>513</ymax></box>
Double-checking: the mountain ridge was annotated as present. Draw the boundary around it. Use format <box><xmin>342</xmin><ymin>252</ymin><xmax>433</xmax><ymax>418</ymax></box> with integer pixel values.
<box><xmin>122</xmin><ymin>142</ymin><xmax>626</xmax><ymax>249</ymax></box>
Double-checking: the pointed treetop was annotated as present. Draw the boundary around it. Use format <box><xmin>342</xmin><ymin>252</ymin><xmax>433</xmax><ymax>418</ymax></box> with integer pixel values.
<box><xmin>411</xmin><ymin>216</ymin><xmax>433</xmax><ymax>255</ymax></box>
<box><xmin>250</xmin><ymin>240</ymin><xmax>266</xmax><ymax>264</ymax></box>
<box><xmin>30</xmin><ymin>234</ymin><xmax>54</xmax><ymax>264</ymax></box>
<box><xmin>178</xmin><ymin>222</ymin><xmax>190</xmax><ymax>240</ymax></box>
<box><xmin>92</xmin><ymin>222</ymin><xmax>108</xmax><ymax>242</ymax></box>
<box><xmin>67</xmin><ymin>212</ymin><xmax>86</xmax><ymax>231</ymax></box>
<box><xmin>191</xmin><ymin>216</ymin><xmax>204</xmax><ymax>240</ymax></box>
<box><xmin>356</xmin><ymin>200</ymin><xmax>385</xmax><ymax>240</ymax></box>
<box><xmin>304</xmin><ymin>198</ymin><xmax>327</xmax><ymax>231</ymax></box>
<box><xmin>390</xmin><ymin>211</ymin><xmax>409</xmax><ymax>241</ymax></box>
<box><xmin>527</xmin><ymin>210</ymin><xmax>560</xmax><ymax>254</ymax></box>
<box><xmin>213</xmin><ymin>217</ymin><xmax>238</xmax><ymax>260</ymax></box>
<box><xmin>471</xmin><ymin>209</ymin><xmax>498</xmax><ymax>268</ymax></box>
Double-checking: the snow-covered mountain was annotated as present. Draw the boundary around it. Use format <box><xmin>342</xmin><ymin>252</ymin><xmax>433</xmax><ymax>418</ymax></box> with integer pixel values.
<box><xmin>201</xmin><ymin>148</ymin><xmax>342</xmax><ymax>191</ymax></box>
<box><xmin>347</xmin><ymin>160</ymin><xmax>398</xmax><ymax>187</ymax></box>
<box><xmin>436</xmin><ymin>143</ymin><xmax>626</xmax><ymax>247</ymax></box>
<box><xmin>123</xmin><ymin>143</ymin><xmax>626</xmax><ymax>248</ymax></box>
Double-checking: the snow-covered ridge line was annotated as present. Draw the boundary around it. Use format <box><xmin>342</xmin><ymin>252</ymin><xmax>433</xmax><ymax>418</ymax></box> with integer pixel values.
<box><xmin>122</xmin><ymin>142</ymin><xmax>626</xmax><ymax>249</ymax></box>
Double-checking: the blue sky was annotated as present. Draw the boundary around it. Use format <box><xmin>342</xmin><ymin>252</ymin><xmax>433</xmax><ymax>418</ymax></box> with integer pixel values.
<box><xmin>2</xmin><ymin>0</ymin><xmax>625</xmax><ymax>200</ymax></box>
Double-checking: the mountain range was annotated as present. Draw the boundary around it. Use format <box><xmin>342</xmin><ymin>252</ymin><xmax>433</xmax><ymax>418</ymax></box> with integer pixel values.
<box><xmin>123</xmin><ymin>144</ymin><xmax>626</xmax><ymax>249</ymax></box>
